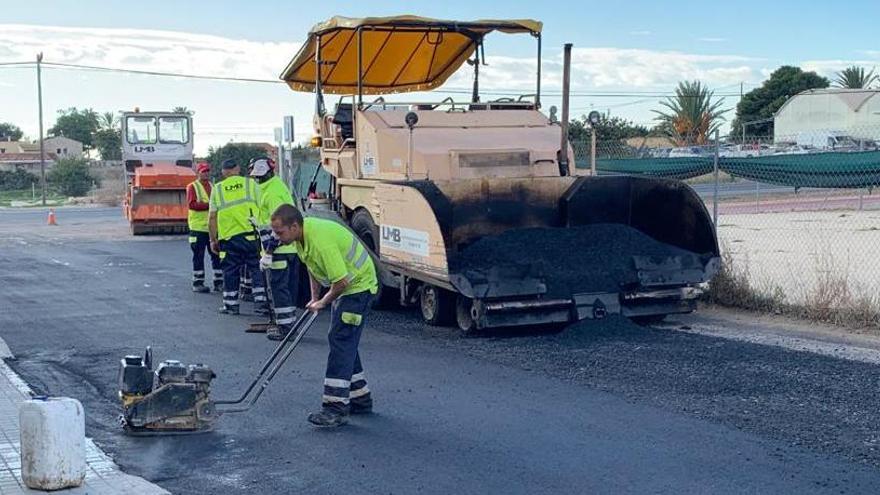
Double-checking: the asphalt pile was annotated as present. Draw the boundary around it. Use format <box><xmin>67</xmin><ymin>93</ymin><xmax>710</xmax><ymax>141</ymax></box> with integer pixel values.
<box><xmin>450</xmin><ymin>224</ymin><xmax>691</xmax><ymax>297</ymax></box>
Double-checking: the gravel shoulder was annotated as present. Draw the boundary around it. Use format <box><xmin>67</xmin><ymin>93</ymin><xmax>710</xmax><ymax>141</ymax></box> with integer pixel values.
<box><xmin>667</xmin><ymin>306</ymin><xmax>880</xmax><ymax>364</ymax></box>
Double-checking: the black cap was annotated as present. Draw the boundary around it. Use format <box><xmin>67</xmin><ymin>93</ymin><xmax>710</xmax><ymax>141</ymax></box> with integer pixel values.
<box><xmin>221</xmin><ymin>158</ymin><xmax>238</xmax><ymax>170</ymax></box>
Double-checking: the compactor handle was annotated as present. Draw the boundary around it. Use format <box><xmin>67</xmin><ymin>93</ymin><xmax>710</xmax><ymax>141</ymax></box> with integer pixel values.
<box><xmin>215</xmin><ymin>311</ymin><xmax>318</xmax><ymax>414</ymax></box>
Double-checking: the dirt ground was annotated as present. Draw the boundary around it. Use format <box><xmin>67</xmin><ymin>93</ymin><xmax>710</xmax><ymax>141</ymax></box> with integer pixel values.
<box><xmin>717</xmin><ymin>209</ymin><xmax>880</xmax><ymax>304</ymax></box>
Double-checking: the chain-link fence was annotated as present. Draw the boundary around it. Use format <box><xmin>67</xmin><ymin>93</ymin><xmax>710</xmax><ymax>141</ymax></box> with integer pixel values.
<box><xmin>574</xmin><ymin>126</ymin><xmax>880</xmax><ymax>325</ymax></box>
<box><xmin>288</xmin><ymin>130</ymin><xmax>880</xmax><ymax>325</ymax></box>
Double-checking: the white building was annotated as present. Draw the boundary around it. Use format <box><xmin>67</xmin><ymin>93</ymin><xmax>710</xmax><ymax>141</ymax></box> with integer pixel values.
<box><xmin>43</xmin><ymin>136</ymin><xmax>84</xmax><ymax>158</ymax></box>
<box><xmin>774</xmin><ymin>89</ymin><xmax>880</xmax><ymax>143</ymax></box>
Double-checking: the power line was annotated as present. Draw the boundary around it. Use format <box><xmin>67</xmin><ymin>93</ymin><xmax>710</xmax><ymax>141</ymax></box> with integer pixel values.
<box><xmin>39</xmin><ymin>60</ymin><xmax>742</xmax><ymax>96</ymax></box>
<box><xmin>0</xmin><ymin>60</ymin><xmax>757</xmax><ymax>97</ymax></box>
<box><xmin>40</xmin><ymin>61</ymin><xmax>283</xmax><ymax>84</ymax></box>
<box><xmin>7</xmin><ymin>59</ymin><xmax>880</xmax><ymax>100</ymax></box>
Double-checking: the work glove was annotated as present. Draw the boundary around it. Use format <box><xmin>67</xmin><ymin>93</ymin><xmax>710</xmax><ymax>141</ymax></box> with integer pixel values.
<box><xmin>259</xmin><ymin>254</ymin><xmax>273</xmax><ymax>271</ymax></box>
<box><xmin>264</xmin><ymin>232</ymin><xmax>281</xmax><ymax>253</ymax></box>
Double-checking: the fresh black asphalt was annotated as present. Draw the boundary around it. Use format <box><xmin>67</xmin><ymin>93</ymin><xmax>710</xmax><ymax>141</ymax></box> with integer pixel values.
<box><xmin>1</xmin><ymin>207</ymin><xmax>879</xmax><ymax>494</ymax></box>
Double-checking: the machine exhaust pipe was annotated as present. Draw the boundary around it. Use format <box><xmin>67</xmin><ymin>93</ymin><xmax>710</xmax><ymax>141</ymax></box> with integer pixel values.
<box><xmin>558</xmin><ymin>43</ymin><xmax>573</xmax><ymax>177</ymax></box>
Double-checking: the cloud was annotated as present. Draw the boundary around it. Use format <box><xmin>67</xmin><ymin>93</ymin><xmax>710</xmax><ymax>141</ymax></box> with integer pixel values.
<box><xmin>569</xmin><ymin>48</ymin><xmax>755</xmax><ymax>87</ymax></box>
<box><xmin>0</xmin><ymin>24</ymin><xmax>299</xmax><ymax>80</ymax></box>
<box><xmin>697</xmin><ymin>37</ymin><xmax>727</xmax><ymax>43</ymax></box>
<box><xmin>801</xmin><ymin>58</ymin><xmax>880</xmax><ymax>77</ymax></box>
<box><xmin>0</xmin><ymin>24</ymin><xmax>759</xmax><ymax>92</ymax></box>
<box><xmin>445</xmin><ymin>47</ymin><xmax>759</xmax><ymax>90</ymax></box>
<box><xmin>0</xmin><ymin>24</ymin><xmax>761</xmax><ymax>151</ymax></box>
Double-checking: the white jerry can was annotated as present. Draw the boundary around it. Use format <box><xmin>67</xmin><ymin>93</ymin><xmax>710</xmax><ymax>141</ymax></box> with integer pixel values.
<box><xmin>19</xmin><ymin>397</ymin><xmax>86</xmax><ymax>490</ymax></box>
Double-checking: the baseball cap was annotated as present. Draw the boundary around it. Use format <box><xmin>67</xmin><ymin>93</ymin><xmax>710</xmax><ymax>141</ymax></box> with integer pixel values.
<box><xmin>221</xmin><ymin>158</ymin><xmax>238</xmax><ymax>170</ymax></box>
<box><xmin>249</xmin><ymin>158</ymin><xmax>275</xmax><ymax>177</ymax></box>
<box><xmin>196</xmin><ymin>162</ymin><xmax>210</xmax><ymax>173</ymax></box>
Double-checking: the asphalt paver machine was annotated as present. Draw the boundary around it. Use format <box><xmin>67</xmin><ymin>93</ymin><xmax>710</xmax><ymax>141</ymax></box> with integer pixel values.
<box><xmin>282</xmin><ymin>16</ymin><xmax>721</xmax><ymax>332</ymax></box>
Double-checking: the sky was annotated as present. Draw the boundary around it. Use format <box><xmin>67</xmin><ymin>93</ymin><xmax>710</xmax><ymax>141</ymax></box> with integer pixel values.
<box><xmin>1</xmin><ymin>0</ymin><xmax>879</xmax><ymax>154</ymax></box>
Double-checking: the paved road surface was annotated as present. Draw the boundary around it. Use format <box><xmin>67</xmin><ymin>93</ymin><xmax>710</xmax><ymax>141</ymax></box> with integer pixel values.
<box><xmin>1</xmin><ymin>207</ymin><xmax>880</xmax><ymax>494</ymax></box>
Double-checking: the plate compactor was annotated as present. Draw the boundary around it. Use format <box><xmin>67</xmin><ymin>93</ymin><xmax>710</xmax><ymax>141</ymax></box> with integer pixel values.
<box><xmin>118</xmin><ymin>312</ymin><xmax>318</xmax><ymax>435</ymax></box>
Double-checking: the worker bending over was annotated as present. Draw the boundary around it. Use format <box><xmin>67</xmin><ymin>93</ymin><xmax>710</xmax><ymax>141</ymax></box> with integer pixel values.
<box><xmin>270</xmin><ymin>204</ymin><xmax>377</xmax><ymax>428</ymax></box>
<box><xmin>249</xmin><ymin>157</ymin><xmax>302</xmax><ymax>341</ymax></box>
<box><xmin>208</xmin><ymin>158</ymin><xmax>267</xmax><ymax>315</ymax></box>
<box><xmin>187</xmin><ymin>162</ymin><xmax>222</xmax><ymax>292</ymax></box>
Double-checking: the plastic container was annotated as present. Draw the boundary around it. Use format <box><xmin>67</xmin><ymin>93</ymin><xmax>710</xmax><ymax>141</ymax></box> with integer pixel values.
<box><xmin>19</xmin><ymin>397</ymin><xmax>86</xmax><ymax>490</ymax></box>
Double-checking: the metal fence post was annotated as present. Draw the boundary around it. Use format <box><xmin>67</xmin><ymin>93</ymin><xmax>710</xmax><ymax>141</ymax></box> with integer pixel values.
<box><xmin>755</xmin><ymin>180</ymin><xmax>760</xmax><ymax>213</ymax></box>
<box><xmin>713</xmin><ymin>130</ymin><xmax>719</xmax><ymax>230</ymax></box>
<box><xmin>590</xmin><ymin>128</ymin><xmax>596</xmax><ymax>176</ymax></box>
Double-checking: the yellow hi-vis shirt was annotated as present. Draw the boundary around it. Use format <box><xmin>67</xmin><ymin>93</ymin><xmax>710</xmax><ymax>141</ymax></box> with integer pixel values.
<box><xmin>208</xmin><ymin>175</ymin><xmax>261</xmax><ymax>241</ymax></box>
<box><xmin>187</xmin><ymin>180</ymin><xmax>210</xmax><ymax>232</ymax></box>
<box><xmin>258</xmin><ymin>176</ymin><xmax>296</xmax><ymax>255</ymax></box>
<box><xmin>295</xmin><ymin>217</ymin><xmax>378</xmax><ymax>296</ymax></box>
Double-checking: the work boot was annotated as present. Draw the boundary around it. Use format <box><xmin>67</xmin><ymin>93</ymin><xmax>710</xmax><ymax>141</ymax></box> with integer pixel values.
<box><xmin>307</xmin><ymin>409</ymin><xmax>348</xmax><ymax>428</ymax></box>
<box><xmin>218</xmin><ymin>305</ymin><xmax>240</xmax><ymax>315</ymax></box>
<box><xmin>254</xmin><ymin>302</ymin><xmax>270</xmax><ymax>316</ymax></box>
<box><xmin>192</xmin><ymin>284</ymin><xmax>210</xmax><ymax>293</ymax></box>
<box><xmin>240</xmin><ymin>293</ymin><xmax>254</xmax><ymax>303</ymax></box>
<box><xmin>212</xmin><ymin>280</ymin><xmax>223</xmax><ymax>292</ymax></box>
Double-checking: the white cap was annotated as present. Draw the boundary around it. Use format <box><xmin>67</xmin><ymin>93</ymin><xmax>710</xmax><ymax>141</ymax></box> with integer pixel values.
<box><xmin>249</xmin><ymin>158</ymin><xmax>274</xmax><ymax>177</ymax></box>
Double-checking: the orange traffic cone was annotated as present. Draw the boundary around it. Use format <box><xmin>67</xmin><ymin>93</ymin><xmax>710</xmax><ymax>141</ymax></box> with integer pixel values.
<box><xmin>47</xmin><ymin>208</ymin><xmax>57</xmax><ymax>226</ymax></box>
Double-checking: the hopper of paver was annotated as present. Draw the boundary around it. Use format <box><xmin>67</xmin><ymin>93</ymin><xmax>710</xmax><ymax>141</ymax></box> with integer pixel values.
<box><xmin>373</xmin><ymin>175</ymin><xmax>720</xmax><ymax>331</ymax></box>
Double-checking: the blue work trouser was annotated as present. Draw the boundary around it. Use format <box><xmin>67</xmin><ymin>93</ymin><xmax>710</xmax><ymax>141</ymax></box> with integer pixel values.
<box><xmin>268</xmin><ymin>253</ymin><xmax>303</xmax><ymax>330</ymax></box>
<box><xmin>322</xmin><ymin>290</ymin><xmax>374</xmax><ymax>414</ymax></box>
<box><xmin>240</xmin><ymin>266</ymin><xmax>253</xmax><ymax>297</ymax></box>
<box><xmin>189</xmin><ymin>231</ymin><xmax>221</xmax><ymax>287</ymax></box>
<box><xmin>219</xmin><ymin>234</ymin><xmax>265</xmax><ymax>310</ymax></box>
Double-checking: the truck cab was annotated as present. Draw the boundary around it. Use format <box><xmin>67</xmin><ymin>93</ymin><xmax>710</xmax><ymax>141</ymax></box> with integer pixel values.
<box><xmin>121</xmin><ymin>111</ymin><xmax>193</xmax><ymax>170</ymax></box>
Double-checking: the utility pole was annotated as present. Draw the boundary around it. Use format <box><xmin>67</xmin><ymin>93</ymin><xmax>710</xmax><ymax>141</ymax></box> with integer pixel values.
<box><xmin>37</xmin><ymin>52</ymin><xmax>46</xmax><ymax>206</ymax></box>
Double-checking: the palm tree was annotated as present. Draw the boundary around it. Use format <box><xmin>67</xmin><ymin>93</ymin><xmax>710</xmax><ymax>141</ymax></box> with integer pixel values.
<box><xmin>99</xmin><ymin>111</ymin><xmax>118</xmax><ymax>130</ymax></box>
<box><xmin>653</xmin><ymin>81</ymin><xmax>728</xmax><ymax>146</ymax></box>
<box><xmin>834</xmin><ymin>66</ymin><xmax>879</xmax><ymax>89</ymax></box>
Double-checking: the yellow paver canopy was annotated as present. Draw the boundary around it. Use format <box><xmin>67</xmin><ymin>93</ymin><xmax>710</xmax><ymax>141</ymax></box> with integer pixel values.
<box><xmin>280</xmin><ymin>16</ymin><xmax>542</xmax><ymax>95</ymax></box>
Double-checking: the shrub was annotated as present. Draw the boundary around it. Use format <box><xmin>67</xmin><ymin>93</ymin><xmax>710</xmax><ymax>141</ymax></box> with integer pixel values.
<box><xmin>48</xmin><ymin>157</ymin><xmax>100</xmax><ymax>197</ymax></box>
<box><xmin>0</xmin><ymin>169</ymin><xmax>39</xmax><ymax>190</ymax></box>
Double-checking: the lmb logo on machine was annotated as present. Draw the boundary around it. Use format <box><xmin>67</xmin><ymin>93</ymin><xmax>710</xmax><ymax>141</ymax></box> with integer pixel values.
<box><xmin>381</xmin><ymin>224</ymin><xmax>429</xmax><ymax>257</ymax></box>
<box><xmin>382</xmin><ymin>225</ymin><xmax>401</xmax><ymax>243</ymax></box>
